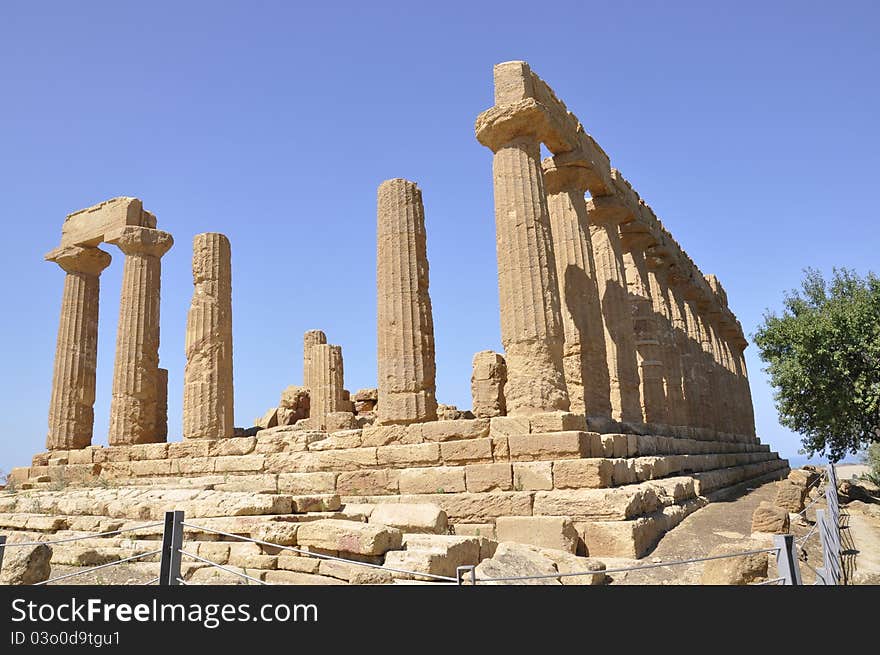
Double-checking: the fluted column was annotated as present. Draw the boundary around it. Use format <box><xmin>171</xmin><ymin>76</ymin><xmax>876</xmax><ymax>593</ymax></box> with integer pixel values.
<box><xmin>646</xmin><ymin>257</ymin><xmax>687</xmax><ymax>428</ymax></box>
<box><xmin>586</xmin><ymin>198</ymin><xmax>642</xmax><ymax>424</ymax></box>
<box><xmin>105</xmin><ymin>226</ymin><xmax>173</xmax><ymax>445</ymax></box>
<box><xmin>376</xmin><ymin>178</ymin><xmax>438</xmax><ymax>425</ymax></box>
<box><xmin>689</xmin><ymin>301</ymin><xmax>718</xmax><ymax>431</ymax></box>
<box><xmin>666</xmin><ymin>269</ymin><xmax>696</xmax><ymax>428</ymax></box>
<box><xmin>543</xmin><ymin>159</ymin><xmax>611</xmax><ymax>419</ymax></box>
<box><xmin>44</xmin><ymin>245</ymin><xmax>112</xmax><ymax>450</ymax></box>
<box><xmin>303</xmin><ymin>329</ymin><xmax>327</xmax><ymax>392</ymax></box>
<box><xmin>183</xmin><ymin>233</ymin><xmax>234</xmax><ymax>439</ymax></box>
<box><xmin>311</xmin><ymin>343</ymin><xmax>344</xmax><ymax>429</ymax></box>
<box><xmin>621</xmin><ymin>232</ymin><xmax>667</xmax><ymax>426</ymax></box>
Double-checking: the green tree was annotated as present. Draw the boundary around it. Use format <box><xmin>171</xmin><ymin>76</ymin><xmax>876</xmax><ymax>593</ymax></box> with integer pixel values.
<box><xmin>753</xmin><ymin>268</ymin><xmax>880</xmax><ymax>461</ymax></box>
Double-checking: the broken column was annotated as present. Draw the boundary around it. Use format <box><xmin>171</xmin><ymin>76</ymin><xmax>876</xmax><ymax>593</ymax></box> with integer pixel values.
<box><xmin>474</xmin><ymin>63</ymin><xmax>570</xmax><ymax>415</ymax></box>
<box><xmin>543</xmin><ymin>159</ymin><xmax>611</xmax><ymax>420</ymax></box>
<box><xmin>105</xmin><ymin>226</ymin><xmax>173</xmax><ymax>445</ymax></box>
<box><xmin>310</xmin><ymin>343</ymin><xmax>345</xmax><ymax>429</ymax></box>
<box><xmin>471</xmin><ymin>350</ymin><xmax>507</xmax><ymax>418</ymax></box>
<box><xmin>303</xmin><ymin>329</ymin><xmax>327</xmax><ymax>392</ymax></box>
<box><xmin>182</xmin><ymin>233</ymin><xmax>234</xmax><ymax>439</ymax></box>
<box><xmin>376</xmin><ymin>178</ymin><xmax>438</xmax><ymax>425</ymax></box>
<box><xmin>44</xmin><ymin>245</ymin><xmax>112</xmax><ymax>450</ymax></box>
<box><xmin>585</xmin><ymin>197</ymin><xmax>642</xmax><ymax>424</ymax></box>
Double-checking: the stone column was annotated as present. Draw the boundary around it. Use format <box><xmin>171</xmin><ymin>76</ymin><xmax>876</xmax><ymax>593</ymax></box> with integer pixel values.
<box><xmin>665</xmin><ymin>268</ymin><xmax>696</xmax><ymax>430</ymax></box>
<box><xmin>311</xmin><ymin>343</ymin><xmax>344</xmax><ymax>429</ymax></box>
<box><xmin>543</xmin><ymin>159</ymin><xmax>611</xmax><ymax>420</ymax></box>
<box><xmin>726</xmin><ymin>331</ymin><xmax>756</xmax><ymax>438</ymax></box>
<box><xmin>156</xmin><ymin>368</ymin><xmax>168</xmax><ymax>441</ymax></box>
<box><xmin>183</xmin><ymin>233</ymin><xmax>234</xmax><ymax>439</ymax></box>
<box><xmin>303</xmin><ymin>329</ymin><xmax>327</xmax><ymax>391</ymax></box>
<box><xmin>646</xmin><ymin>257</ymin><xmax>687</xmax><ymax>429</ymax></box>
<box><xmin>705</xmin><ymin>313</ymin><xmax>731</xmax><ymax>433</ymax></box>
<box><xmin>690</xmin><ymin>301</ymin><xmax>718</xmax><ymax>432</ymax></box>
<box><xmin>621</xmin><ymin>232</ymin><xmax>667</xmax><ymax>426</ymax></box>
<box><xmin>376</xmin><ymin>178</ymin><xmax>438</xmax><ymax>425</ymax></box>
<box><xmin>471</xmin><ymin>350</ymin><xmax>507</xmax><ymax>418</ymax></box>
<box><xmin>585</xmin><ymin>198</ymin><xmax>642</xmax><ymax>424</ymax></box>
<box><xmin>105</xmin><ymin>226</ymin><xmax>173</xmax><ymax>445</ymax></box>
<box><xmin>44</xmin><ymin>245</ymin><xmax>112</xmax><ymax>450</ymax></box>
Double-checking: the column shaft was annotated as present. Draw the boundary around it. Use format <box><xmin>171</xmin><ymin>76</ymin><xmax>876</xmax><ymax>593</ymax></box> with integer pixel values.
<box><xmin>311</xmin><ymin>343</ymin><xmax>344</xmax><ymax>429</ymax></box>
<box><xmin>45</xmin><ymin>246</ymin><xmax>111</xmax><ymax>450</ymax></box>
<box><xmin>183</xmin><ymin>233</ymin><xmax>234</xmax><ymax>439</ymax></box>
<box><xmin>376</xmin><ymin>178</ymin><xmax>438</xmax><ymax>424</ymax></box>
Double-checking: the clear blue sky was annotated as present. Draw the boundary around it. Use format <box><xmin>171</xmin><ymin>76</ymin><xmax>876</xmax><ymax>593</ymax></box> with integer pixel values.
<box><xmin>1</xmin><ymin>1</ymin><xmax>877</xmax><ymax>471</ymax></box>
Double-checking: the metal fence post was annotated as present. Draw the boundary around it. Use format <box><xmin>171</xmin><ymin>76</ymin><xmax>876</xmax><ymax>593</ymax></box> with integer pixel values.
<box><xmin>456</xmin><ymin>565</ymin><xmax>476</xmax><ymax>586</ymax></box>
<box><xmin>159</xmin><ymin>511</ymin><xmax>184</xmax><ymax>586</ymax></box>
<box><xmin>774</xmin><ymin>534</ymin><xmax>802</xmax><ymax>585</ymax></box>
<box><xmin>816</xmin><ymin>508</ymin><xmax>840</xmax><ymax>585</ymax></box>
<box><xmin>0</xmin><ymin>535</ymin><xmax>6</xmax><ymax>576</ymax></box>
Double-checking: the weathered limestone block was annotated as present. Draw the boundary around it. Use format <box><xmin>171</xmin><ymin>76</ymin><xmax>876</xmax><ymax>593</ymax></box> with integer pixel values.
<box><xmin>774</xmin><ymin>480</ymin><xmax>807</xmax><ymax>513</ymax></box>
<box><xmin>751</xmin><ymin>502</ymin><xmax>790</xmax><ymax>534</ymax></box>
<box><xmin>368</xmin><ymin>503</ymin><xmax>449</xmax><ymax>534</ymax></box>
<box><xmin>376</xmin><ymin>178</ymin><xmax>438</xmax><ymax>425</ymax></box>
<box><xmin>787</xmin><ymin>468</ymin><xmax>820</xmax><ymax>488</ymax></box>
<box><xmin>353</xmin><ymin>388</ymin><xmax>378</xmax><ymax>414</ymax></box>
<box><xmin>60</xmin><ymin>197</ymin><xmax>155</xmax><ymax>248</ymax></box>
<box><xmin>296</xmin><ymin>519</ymin><xmax>403</xmax><ymax>556</ymax></box>
<box><xmin>302</xmin><ymin>329</ymin><xmax>327</xmax><ymax>391</ymax></box>
<box><xmin>310</xmin><ymin>344</ymin><xmax>346</xmax><ymax>430</ymax></box>
<box><xmin>183</xmin><ymin>233</ymin><xmax>234</xmax><ymax>439</ymax></box>
<box><xmin>398</xmin><ymin>467</ymin><xmax>466</xmax><ymax>495</ymax></box>
<box><xmin>105</xmin><ymin>225</ymin><xmax>174</xmax><ymax>445</ymax></box>
<box><xmin>255</xmin><ymin>408</ymin><xmax>279</xmax><ymax>429</ymax></box>
<box><xmin>495</xmin><ymin>516</ymin><xmax>579</xmax><ymax>553</ymax></box>
<box><xmin>512</xmin><ymin>462</ymin><xmax>553</xmax><ymax>490</ymax></box>
<box><xmin>45</xmin><ymin>245</ymin><xmax>112</xmax><ymax>450</ymax></box>
<box><xmin>0</xmin><ymin>534</ymin><xmax>52</xmax><ymax>585</ymax></box>
<box><xmin>472</xmin><ymin>541</ymin><xmax>560</xmax><ymax>585</ymax></box>
<box><xmin>543</xmin><ymin>158</ymin><xmax>612</xmax><ymax>420</ymax></box>
<box><xmin>278</xmin><ymin>385</ymin><xmax>309</xmax><ymax>425</ymax></box>
<box><xmin>532</xmin><ymin>485</ymin><xmax>660</xmax><ymax>521</ymax></box>
<box><xmin>471</xmin><ymin>351</ymin><xmax>507</xmax><ymax>418</ymax></box>
<box><xmin>552</xmin><ymin>459</ymin><xmax>614</xmax><ymax>489</ymax></box>
<box><xmin>700</xmin><ymin>541</ymin><xmax>769</xmax><ymax>585</ymax></box>
<box><xmin>466</xmin><ymin>463</ymin><xmax>514</xmax><ymax>492</ymax></box>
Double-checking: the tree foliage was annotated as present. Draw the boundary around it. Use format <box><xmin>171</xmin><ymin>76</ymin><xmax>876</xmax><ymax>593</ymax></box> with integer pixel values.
<box><xmin>753</xmin><ymin>268</ymin><xmax>880</xmax><ymax>461</ymax></box>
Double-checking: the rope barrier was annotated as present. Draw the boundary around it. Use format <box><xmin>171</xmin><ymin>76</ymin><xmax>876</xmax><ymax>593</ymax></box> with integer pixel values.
<box><xmin>752</xmin><ymin>577</ymin><xmax>785</xmax><ymax>585</ymax></box>
<box><xmin>176</xmin><ymin>577</ymin><xmax>188</xmax><ymax>585</ymax></box>
<box><xmin>181</xmin><ymin>522</ymin><xmax>459</xmax><ymax>583</ymax></box>
<box><xmin>473</xmin><ymin>547</ymin><xmax>780</xmax><ymax>583</ymax></box>
<box><xmin>2</xmin><ymin>521</ymin><xmax>164</xmax><ymax>547</ymax></box>
<box><xmin>178</xmin><ymin>549</ymin><xmax>268</xmax><ymax>585</ymax></box>
<box><xmin>140</xmin><ymin>576</ymin><xmax>160</xmax><ymax>585</ymax></box>
<box><xmin>32</xmin><ymin>549</ymin><xmax>162</xmax><ymax>585</ymax></box>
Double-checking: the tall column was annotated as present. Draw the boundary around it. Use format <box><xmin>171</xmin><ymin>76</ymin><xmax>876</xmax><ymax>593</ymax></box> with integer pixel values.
<box><xmin>303</xmin><ymin>329</ymin><xmax>327</xmax><ymax>391</ymax></box>
<box><xmin>44</xmin><ymin>245</ymin><xmax>112</xmax><ymax>450</ymax></box>
<box><xmin>689</xmin><ymin>301</ymin><xmax>718</xmax><ymax>431</ymax></box>
<box><xmin>105</xmin><ymin>226</ymin><xmax>173</xmax><ymax>445</ymax></box>
<box><xmin>311</xmin><ymin>343</ymin><xmax>344</xmax><ymax>429</ymax></box>
<box><xmin>543</xmin><ymin>160</ymin><xmax>611</xmax><ymax>419</ymax></box>
<box><xmin>705</xmin><ymin>313</ymin><xmax>731</xmax><ymax>433</ymax></box>
<box><xmin>586</xmin><ymin>198</ymin><xmax>642</xmax><ymax>424</ymax></box>
<box><xmin>183</xmin><ymin>233</ymin><xmax>234</xmax><ymax>439</ymax></box>
<box><xmin>621</xmin><ymin>232</ymin><xmax>667</xmax><ymax>426</ymax></box>
<box><xmin>376</xmin><ymin>178</ymin><xmax>438</xmax><ymax>425</ymax></box>
<box><xmin>646</xmin><ymin>256</ymin><xmax>688</xmax><ymax>428</ymax></box>
<box><xmin>666</xmin><ymin>265</ymin><xmax>699</xmax><ymax>426</ymax></box>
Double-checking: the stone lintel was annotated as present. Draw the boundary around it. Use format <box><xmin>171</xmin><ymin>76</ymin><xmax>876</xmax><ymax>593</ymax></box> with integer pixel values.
<box><xmin>60</xmin><ymin>197</ymin><xmax>154</xmax><ymax>248</ymax></box>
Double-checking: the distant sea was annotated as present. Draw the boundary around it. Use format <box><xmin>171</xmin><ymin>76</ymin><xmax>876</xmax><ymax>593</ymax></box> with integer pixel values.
<box><xmin>785</xmin><ymin>454</ymin><xmax>862</xmax><ymax>469</ymax></box>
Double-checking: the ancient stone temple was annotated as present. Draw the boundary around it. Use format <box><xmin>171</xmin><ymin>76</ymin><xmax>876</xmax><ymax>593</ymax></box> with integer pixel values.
<box><xmin>11</xmin><ymin>63</ymin><xmax>785</xmax><ymax>576</ymax></box>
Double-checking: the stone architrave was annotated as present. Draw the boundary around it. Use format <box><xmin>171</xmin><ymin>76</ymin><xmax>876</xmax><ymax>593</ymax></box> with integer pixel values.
<box><xmin>44</xmin><ymin>245</ymin><xmax>112</xmax><ymax>450</ymax></box>
<box><xmin>585</xmin><ymin>197</ymin><xmax>642</xmax><ymax>424</ymax></box>
<box><xmin>303</xmin><ymin>329</ymin><xmax>327</xmax><ymax>392</ymax></box>
<box><xmin>310</xmin><ymin>343</ymin><xmax>345</xmax><ymax>429</ymax></box>
<box><xmin>474</xmin><ymin>63</ymin><xmax>570</xmax><ymax>416</ymax></box>
<box><xmin>105</xmin><ymin>226</ymin><xmax>173</xmax><ymax>445</ymax></box>
<box><xmin>183</xmin><ymin>233</ymin><xmax>234</xmax><ymax>439</ymax></box>
<box><xmin>620</xmin><ymin>230</ymin><xmax>667</xmax><ymax>426</ymax></box>
<box><xmin>542</xmin><ymin>159</ymin><xmax>611</xmax><ymax>420</ymax></box>
<box><xmin>376</xmin><ymin>178</ymin><xmax>438</xmax><ymax>424</ymax></box>
<box><xmin>471</xmin><ymin>350</ymin><xmax>507</xmax><ymax>418</ymax></box>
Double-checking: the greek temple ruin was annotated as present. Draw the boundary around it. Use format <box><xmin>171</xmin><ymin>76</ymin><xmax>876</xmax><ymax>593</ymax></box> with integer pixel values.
<box><xmin>5</xmin><ymin>62</ymin><xmax>786</xmax><ymax>575</ymax></box>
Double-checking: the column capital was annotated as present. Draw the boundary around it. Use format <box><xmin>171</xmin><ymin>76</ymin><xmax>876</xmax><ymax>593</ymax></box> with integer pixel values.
<box><xmin>619</xmin><ymin>228</ymin><xmax>657</xmax><ymax>253</ymax></box>
<box><xmin>542</xmin><ymin>157</ymin><xmax>596</xmax><ymax>195</ymax></box>
<box><xmin>45</xmin><ymin>245</ymin><xmax>111</xmax><ymax>276</ymax></box>
<box><xmin>585</xmin><ymin>195</ymin><xmax>635</xmax><ymax>226</ymax></box>
<box><xmin>105</xmin><ymin>226</ymin><xmax>173</xmax><ymax>258</ymax></box>
<box><xmin>475</xmin><ymin>99</ymin><xmax>548</xmax><ymax>152</ymax></box>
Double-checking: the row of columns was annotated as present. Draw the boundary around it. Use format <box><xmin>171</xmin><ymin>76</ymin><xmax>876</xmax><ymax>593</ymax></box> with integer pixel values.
<box><xmin>476</xmin><ymin>81</ymin><xmax>756</xmax><ymax>437</ymax></box>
